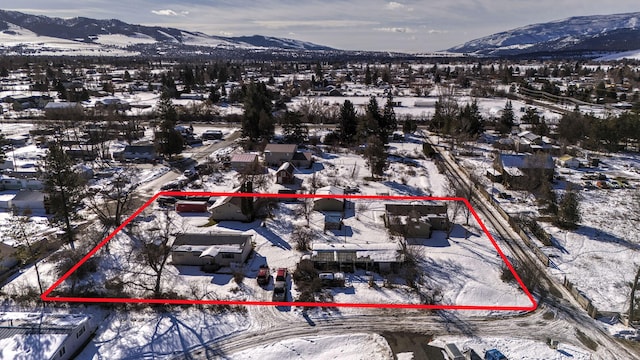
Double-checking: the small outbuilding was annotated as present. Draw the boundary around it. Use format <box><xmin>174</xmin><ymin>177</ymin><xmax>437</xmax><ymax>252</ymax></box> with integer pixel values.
<box><xmin>275</xmin><ymin>162</ymin><xmax>295</xmax><ymax>184</ymax></box>
<box><xmin>313</xmin><ymin>186</ymin><xmax>345</xmax><ymax>212</ymax></box>
<box><xmin>208</xmin><ymin>193</ymin><xmax>253</xmax><ymax>222</ymax></box>
<box><xmin>557</xmin><ymin>155</ymin><xmax>580</xmax><ymax>169</ymax></box>
<box><xmin>230</xmin><ymin>153</ymin><xmax>260</xmax><ymax>173</ymax></box>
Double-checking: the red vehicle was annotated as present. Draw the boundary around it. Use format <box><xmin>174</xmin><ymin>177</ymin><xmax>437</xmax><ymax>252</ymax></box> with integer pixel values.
<box><xmin>175</xmin><ymin>200</ymin><xmax>208</xmax><ymax>212</ymax></box>
<box><xmin>257</xmin><ymin>266</ymin><xmax>270</xmax><ymax>286</ymax></box>
<box><xmin>273</xmin><ymin>268</ymin><xmax>288</xmax><ymax>302</ymax></box>
<box><xmin>275</xmin><ymin>268</ymin><xmax>287</xmax><ymax>282</ymax></box>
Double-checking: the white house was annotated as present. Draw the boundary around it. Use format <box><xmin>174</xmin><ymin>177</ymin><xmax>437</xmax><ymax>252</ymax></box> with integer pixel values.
<box><xmin>557</xmin><ymin>155</ymin><xmax>580</xmax><ymax>169</ymax></box>
<box><xmin>0</xmin><ymin>190</ymin><xmax>46</xmax><ymax>212</ymax></box>
<box><xmin>0</xmin><ymin>312</ymin><xmax>97</xmax><ymax>360</ymax></box>
<box><xmin>0</xmin><ymin>242</ymin><xmax>19</xmax><ymax>274</ymax></box>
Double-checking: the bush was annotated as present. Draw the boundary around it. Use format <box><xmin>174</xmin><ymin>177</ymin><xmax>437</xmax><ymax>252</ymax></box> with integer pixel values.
<box><xmin>233</xmin><ymin>271</ymin><xmax>245</xmax><ymax>284</ymax></box>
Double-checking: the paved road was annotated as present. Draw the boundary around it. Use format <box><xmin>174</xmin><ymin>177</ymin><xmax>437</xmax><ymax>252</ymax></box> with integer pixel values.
<box><xmin>136</xmin><ymin>131</ymin><xmax>241</xmax><ymax>198</ymax></box>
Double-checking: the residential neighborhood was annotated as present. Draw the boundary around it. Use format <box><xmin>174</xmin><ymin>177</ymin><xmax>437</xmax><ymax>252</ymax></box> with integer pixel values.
<box><xmin>1</xmin><ymin>13</ymin><xmax>640</xmax><ymax>359</ymax></box>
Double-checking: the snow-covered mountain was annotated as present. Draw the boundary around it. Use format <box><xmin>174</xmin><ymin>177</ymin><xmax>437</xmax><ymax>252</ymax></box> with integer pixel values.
<box><xmin>448</xmin><ymin>12</ymin><xmax>640</xmax><ymax>57</ymax></box>
<box><xmin>0</xmin><ymin>9</ymin><xmax>334</xmax><ymax>56</ymax></box>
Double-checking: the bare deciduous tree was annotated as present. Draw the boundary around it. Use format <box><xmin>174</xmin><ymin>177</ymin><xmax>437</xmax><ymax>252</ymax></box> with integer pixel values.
<box><xmin>629</xmin><ymin>267</ymin><xmax>640</xmax><ymax>324</ymax></box>
<box><xmin>132</xmin><ymin>209</ymin><xmax>179</xmax><ymax>297</ymax></box>
<box><xmin>292</xmin><ymin>224</ymin><xmax>315</xmax><ymax>251</ymax></box>
<box><xmin>295</xmin><ymin>197</ymin><xmax>315</xmax><ymax>227</ymax></box>
<box><xmin>86</xmin><ymin>166</ymin><xmax>139</xmax><ymax>252</ymax></box>
<box><xmin>9</xmin><ymin>208</ymin><xmax>44</xmax><ymax>295</ymax></box>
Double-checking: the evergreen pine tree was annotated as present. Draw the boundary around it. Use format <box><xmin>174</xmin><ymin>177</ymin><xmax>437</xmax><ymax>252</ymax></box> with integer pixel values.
<box><xmin>557</xmin><ymin>186</ymin><xmax>580</xmax><ymax>229</ymax></box>
<box><xmin>154</xmin><ymin>91</ymin><xmax>183</xmax><ymax>158</ymax></box>
<box><xmin>499</xmin><ymin>100</ymin><xmax>515</xmax><ymax>134</ymax></box>
<box><xmin>243</xmin><ymin>82</ymin><xmax>273</xmax><ymax>141</ymax></box>
<box><xmin>364</xmin><ymin>135</ymin><xmax>388</xmax><ymax>178</ymax></box>
<box><xmin>281</xmin><ymin>111</ymin><xmax>308</xmax><ymax>143</ymax></box>
<box><xmin>380</xmin><ymin>93</ymin><xmax>398</xmax><ymax>143</ymax></box>
<box><xmin>338</xmin><ymin>100</ymin><xmax>358</xmax><ymax>145</ymax></box>
<box><xmin>41</xmin><ymin>141</ymin><xmax>85</xmax><ymax>249</ymax></box>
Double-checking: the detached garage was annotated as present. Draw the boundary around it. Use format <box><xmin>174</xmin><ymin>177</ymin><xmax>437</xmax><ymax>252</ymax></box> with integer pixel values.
<box><xmin>12</xmin><ymin>190</ymin><xmax>46</xmax><ymax>212</ymax></box>
<box><xmin>313</xmin><ymin>186</ymin><xmax>345</xmax><ymax>212</ymax></box>
<box><xmin>0</xmin><ymin>190</ymin><xmax>46</xmax><ymax>212</ymax></box>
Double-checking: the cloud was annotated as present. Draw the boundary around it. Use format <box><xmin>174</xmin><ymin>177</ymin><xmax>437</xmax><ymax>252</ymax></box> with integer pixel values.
<box><xmin>427</xmin><ymin>29</ymin><xmax>448</xmax><ymax>34</ymax></box>
<box><xmin>386</xmin><ymin>2</ymin><xmax>405</xmax><ymax>10</ymax></box>
<box><xmin>254</xmin><ymin>20</ymin><xmax>376</xmax><ymax>29</ymax></box>
<box><xmin>375</xmin><ymin>27</ymin><xmax>415</xmax><ymax>33</ymax></box>
<box><xmin>151</xmin><ymin>9</ymin><xmax>188</xmax><ymax>17</ymax></box>
<box><xmin>219</xmin><ymin>31</ymin><xmax>233</xmax><ymax>36</ymax></box>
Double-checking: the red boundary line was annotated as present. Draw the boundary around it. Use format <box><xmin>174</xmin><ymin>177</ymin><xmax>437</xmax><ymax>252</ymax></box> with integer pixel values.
<box><xmin>41</xmin><ymin>192</ymin><xmax>538</xmax><ymax>311</ymax></box>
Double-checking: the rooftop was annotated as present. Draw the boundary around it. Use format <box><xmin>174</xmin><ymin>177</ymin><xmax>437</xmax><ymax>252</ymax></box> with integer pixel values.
<box><xmin>264</xmin><ymin>144</ymin><xmax>297</xmax><ymax>153</ymax></box>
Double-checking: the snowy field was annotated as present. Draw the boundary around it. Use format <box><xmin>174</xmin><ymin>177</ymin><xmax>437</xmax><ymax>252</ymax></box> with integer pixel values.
<box><xmin>228</xmin><ymin>333</ymin><xmax>393</xmax><ymax>360</ymax></box>
<box><xmin>459</xmin><ymin>145</ymin><xmax>640</xmax><ymax>314</ymax></box>
<box><xmin>429</xmin><ymin>335</ymin><xmax>591</xmax><ymax>360</ymax></box>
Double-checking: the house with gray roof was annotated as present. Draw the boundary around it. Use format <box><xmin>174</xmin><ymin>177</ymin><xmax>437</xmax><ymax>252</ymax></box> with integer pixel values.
<box><xmin>0</xmin><ymin>312</ymin><xmax>96</xmax><ymax>360</ymax></box>
<box><xmin>494</xmin><ymin>153</ymin><xmax>555</xmax><ymax>190</ymax></box>
<box><xmin>171</xmin><ymin>231</ymin><xmax>253</xmax><ymax>270</ymax></box>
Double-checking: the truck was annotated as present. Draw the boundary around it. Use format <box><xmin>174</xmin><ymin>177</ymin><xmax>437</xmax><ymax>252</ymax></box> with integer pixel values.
<box><xmin>444</xmin><ymin>343</ymin><xmax>464</xmax><ymax>360</ymax></box>
<box><xmin>272</xmin><ymin>268</ymin><xmax>288</xmax><ymax>302</ymax></box>
<box><xmin>484</xmin><ymin>349</ymin><xmax>507</xmax><ymax>360</ymax></box>
<box><xmin>175</xmin><ymin>200</ymin><xmax>208</xmax><ymax>213</ymax></box>
<box><xmin>257</xmin><ymin>265</ymin><xmax>270</xmax><ymax>286</ymax></box>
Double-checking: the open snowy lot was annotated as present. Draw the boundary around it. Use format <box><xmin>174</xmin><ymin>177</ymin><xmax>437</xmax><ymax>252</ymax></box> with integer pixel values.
<box><xmin>459</xmin><ymin>145</ymin><xmax>640</xmax><ymax>313</ymax></box>
<box><xmin>227</xmin><ymin>333</ymin><xmax>393</xmax><ymax>360</ymax></box>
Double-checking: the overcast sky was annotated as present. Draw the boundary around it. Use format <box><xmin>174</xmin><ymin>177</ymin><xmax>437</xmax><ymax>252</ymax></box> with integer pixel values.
<box><xmin>6</xmin><ymin>1</ymin><xmax>640</xmax><ymax>52</ymax></box>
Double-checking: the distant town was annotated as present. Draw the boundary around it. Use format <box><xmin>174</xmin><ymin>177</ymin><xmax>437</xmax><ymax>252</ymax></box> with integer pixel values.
<box><xmin>0</xmin><ymin>55</ymin><xmax>639</xmax><ymax>359</ymax></box>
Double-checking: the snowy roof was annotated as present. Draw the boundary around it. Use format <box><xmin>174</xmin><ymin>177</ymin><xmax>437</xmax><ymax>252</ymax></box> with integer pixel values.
<box><xmin>209</xmin><ymin>187</ymin><xmax>243</xmax><ymax>208</ymax></box>
<box><xmin>44</xmin><ymin>102</ymin><xmax>81</xmax><ymax>109</ymax></box>
<box><xmin>276</xmin><ymin>162</ymin><xmax>293</xmax><ymax>173</ymax></box>
<box><xmin>499</xmin><ymin>154</ymin><xmax>554</xmax><ymax>170</ymax></box>
<box><xmin>316</xmin><ymin>186</ymin><xmax>344</xmax><ymax>196</ymax></box>
<box><xmin>264</xmin><ymin>143</ymin><xmax>297</xmax><ymax>153</ymax></box>
<box><xmin>311</xmin><ymin>243</ymin><xmax>403</xmax><ymax>263</ymax></box>
<box><xmin>231</xmin><ymin>153</ymin><xmax>258</xmax><ymax>163</ymax></box>
<box><xmin>0</xmin><ymin>312</ymin><xmax>90</xmax><ymax>360</ymax></box>
<box><xmin>200</xmin><ymin>243</ymin><xmax>244</xmax><ymax>257</ymax></box>
<box><xmin>11</xmin><ymin>190</ymin><xmax>44</xmax><ymax>202</ymax></box>
<box><xmin>517</xmin><ymin>131</ymin><xmax>540</xmax><ymax>142</ymax></box>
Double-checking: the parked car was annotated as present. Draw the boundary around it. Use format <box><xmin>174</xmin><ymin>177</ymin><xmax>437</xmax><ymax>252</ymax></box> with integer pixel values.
<box><xmin>272</xmin><ymin>281</ymin><xmax>286</xmax><ymax>302</ymax></box>
<box><xmin>257</xmin><ymin>265</ymin><xmax>270</xmax><ymax>286</ymax></box>
<box><xmin>272</xmin><ymin>268</ymin><xmax>288</xmax><ymax>302</ymax></box>
<box><xmin>183</xmin><ymin>169</ymin><xmax>198</xmax><ymax>180</ymax></box>
<box><xmin>161</xmin><ymin>180</ymin><xmax>184</xmax><ymax>191</ymax></box>
<box><xmin>156</xmin><ymin>196</ymin><xmax>177</xmax><ymax>207</ymax></box>
<box><xmin>202</xmin><ymin>129</ymin><xmax>223</xmax><ymax>140</ymax></box>
<box><xmin>484</xmin><ymin>349</ymin><xmax>507</xmax><ymax>360</ymax></box>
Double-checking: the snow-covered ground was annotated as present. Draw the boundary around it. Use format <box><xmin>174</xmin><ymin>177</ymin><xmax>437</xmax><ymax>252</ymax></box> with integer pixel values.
<box><xmin>429</xmin><ymin>335</ymin><xmax>591</xmax><ymax>360</ymax></box>
<box><xmin>458</xmin><ymin>143</ymin><xmax>640</xmax><ymax>314</ymax></box>
<box><xmin>228</xmin><ymin>333</ymin><xmax>393</xmax><ymax>360</ymax></box>
<box><xmin>76</xmin><ymin>308</ymin><xmax>249</xmax><ymax>359</ymax></box>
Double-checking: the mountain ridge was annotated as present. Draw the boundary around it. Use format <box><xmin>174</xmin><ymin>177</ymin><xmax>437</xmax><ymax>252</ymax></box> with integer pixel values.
<box><xmin>0</xmin><ymin>9</ymin><xmax>335</xmax><ymax>54</ymax></box>
<box><xmin>447</xmin><ymin>12</ymin><xmax>640</xmax><ymax>57</ymax></box>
